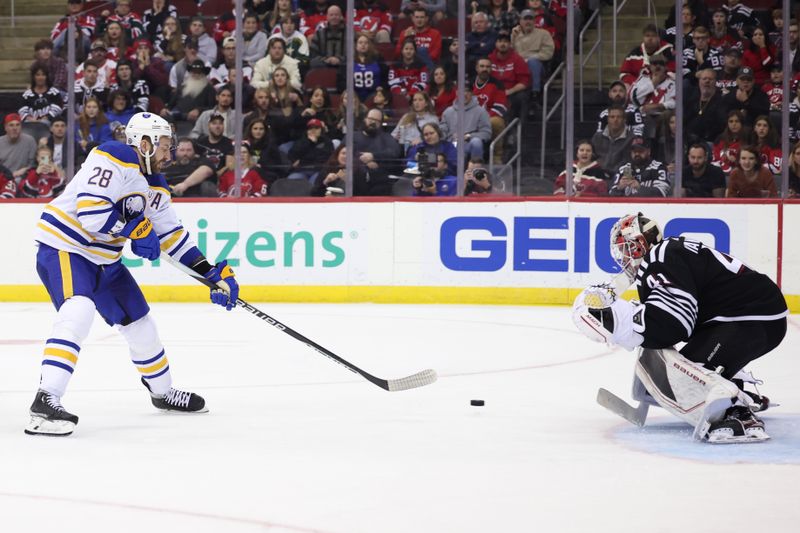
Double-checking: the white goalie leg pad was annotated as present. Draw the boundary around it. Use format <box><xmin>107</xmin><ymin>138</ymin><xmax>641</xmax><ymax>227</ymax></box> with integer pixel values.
<box><xmin>118</xmin><ymin>314</ymin><xmax>172</xmax><ymax>396</ymax></box>
<box><xmin>631</xmin><ymin>370</ymin><xmax>660</xmax><ymax>407</ymax></box>
<box><xmin>634</xmin><ymin>348</ymin><xmax>750</xmax><ymax>437</ymax></box>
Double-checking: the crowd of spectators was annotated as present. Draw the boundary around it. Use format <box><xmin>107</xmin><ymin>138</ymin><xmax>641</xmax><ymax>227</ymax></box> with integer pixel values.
<box><xmin>0</xmin><ymin>0</ymin><xmax>580</xmax><ymax>198</ymax></box>
<box><xmin>557</xmin><ymin>1</ymin><xmax>800</xmax><ymax>198</ymax></box>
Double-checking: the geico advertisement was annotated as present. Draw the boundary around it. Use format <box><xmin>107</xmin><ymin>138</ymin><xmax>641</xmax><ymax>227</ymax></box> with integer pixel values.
<box><xmin>431</xmin><ymin>202</ymin><xmax>778</xmax><ymax>286</ymax></box>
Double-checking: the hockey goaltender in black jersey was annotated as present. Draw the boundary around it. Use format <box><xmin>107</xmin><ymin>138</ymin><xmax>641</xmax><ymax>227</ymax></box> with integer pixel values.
<box><xmin>573</xmin><ymin>213</ymin><xmax>788</xmax><ymax>443</ymax></box>
<box><xmin>633</xmin><ymin>235</ymin><xmax>788</xmax><ymax>377</ymax></box>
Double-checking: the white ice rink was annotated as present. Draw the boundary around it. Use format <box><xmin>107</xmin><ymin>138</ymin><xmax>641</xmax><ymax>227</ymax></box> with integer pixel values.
<box><xmin>0</xmin><ymin>302</ymin><xmax>798</xmax><ymax>533</ymax></box>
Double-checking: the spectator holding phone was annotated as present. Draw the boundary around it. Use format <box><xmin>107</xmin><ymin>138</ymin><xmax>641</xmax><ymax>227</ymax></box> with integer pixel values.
<box><xmin>19</xmin><ymin>146</ymin><xmax>65</xmax><ymax>198</ymax></box>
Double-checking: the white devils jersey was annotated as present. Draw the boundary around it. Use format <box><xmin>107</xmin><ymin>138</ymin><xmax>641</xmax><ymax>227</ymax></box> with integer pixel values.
<box><xmin>34</xmin><ymin>141</ymin><xmax>197</xmax><ymax>266</ymax></box>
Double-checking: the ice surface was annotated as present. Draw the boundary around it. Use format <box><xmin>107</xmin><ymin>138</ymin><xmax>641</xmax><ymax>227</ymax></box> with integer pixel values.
<box><xmin>0</xmin><ymin>303</ymin><xmax>798</xmax><ymax>533</ymax></box>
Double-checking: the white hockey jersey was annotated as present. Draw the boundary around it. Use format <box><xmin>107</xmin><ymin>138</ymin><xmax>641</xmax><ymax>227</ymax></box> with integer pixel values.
<box><xmin>35</xmin><ymin>141</ymin><xmax>198</xmax><ymax>266</ymax></box>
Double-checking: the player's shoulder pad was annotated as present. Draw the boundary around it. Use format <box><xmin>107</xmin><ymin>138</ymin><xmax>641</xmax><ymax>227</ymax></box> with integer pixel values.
<box><xmin>146</xmin><ymin>172</ymin><xmax>169</xmax><ymax>190</ymax></box>
<box><xmin>94</xmin><ymin>141</ymin><xmax>141</xmax><ymax>170</ymax></box>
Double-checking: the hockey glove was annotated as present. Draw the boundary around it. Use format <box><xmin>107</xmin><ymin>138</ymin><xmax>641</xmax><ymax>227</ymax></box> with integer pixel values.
<box><xmin>119</xmin><ymin>215</ymin><xmax>161</xmax><ymax>261</ymax></box>
<box><xmin>573</xmin><ymin>285</ymin><xmax>645</xmax><ymax>351</ymax></box>
<box><xmin>204</xmin><ymin>260</ymin><xmax>239</xmax><ymax>311</ymax></box>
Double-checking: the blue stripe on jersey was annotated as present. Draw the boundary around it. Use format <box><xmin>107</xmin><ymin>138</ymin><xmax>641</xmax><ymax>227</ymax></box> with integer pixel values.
<box><xmin>76</xmin><ymin>207</ymin><xmax>115</xmax><ymax>218</ymax></box>
<box><xmin>145</xmin><ymin>365</ymin><xmax>170</xmax><ymax>380</ymax></box>
<box><xmin>42</xmin><ymin>359</ymin><xmax>75</xmax><ymax>374</ymax></box>
<box><xmin>133</xmin><ymin>349</ymin><xmax>166</xmax><ymax>366</ymax></box>
<box><xmin>167</xmin><ymin>233</ymin><xmax>190</xmax><ymax>256</ymax></box>
<box><xmin>77</xmin><ymin>192</ymin><xmax>116</xmax><ymax>205</ymax></box>
<box><xmin>46</xmin><ymin>338</ymin><xmax>81</xmax><ymax>352</ymax></box>
<box><xmin>99</xmin><ymin>211</ymin><xmax>121</xmax><ymax>234</ymax></box>
<box><xmin>96</xmin><ymin>141</ymin><xmax>140</xmax><ymax>166</ymax></box>
<box><xmin>158</xmin><ymin>226</ymin><xmax>182</xmax><ymax>240</ymax></box>
<box><xmin>41</xmin><ymin>213</ymin><xmax>124</xmax><ymax>252</ymax></box>
<box><xmin>146</xmin><ymin>173</ymin><xmax>169</xmax><ymax>189</ymax></box>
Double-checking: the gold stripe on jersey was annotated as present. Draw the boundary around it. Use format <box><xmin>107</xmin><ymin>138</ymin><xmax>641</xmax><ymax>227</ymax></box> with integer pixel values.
<box><xmin>58</xmin><ymin>250</ymin><xmax>73</xmax><ymax>298</ymax></box>
<box><xmin>139</xmin><ymin>356</ymin><xmax>168</xmax><ymax>375</ymax></box>
<box><xmin>37</xmin><ymin>222</ymin><xmax>122</xmax><ymax>261</ymax></box>
<box><xmin>44</xmin><ymin>347</ymin><xmax>78</xmax><ymax>365</ymax></box>
<box><xmin>161</xmin><ymin>228</ymin><xmax>184</xmax><ymax>251</ymax></box>
<box><xmin>95</xmin><ymin>148</ymin><xmax>141</xmax><ymax>169</ymax></box>
<box><xmin>76</xmin><ymin>198</ymin><xmax>112</xmax><ymax>210</ymax></box>
<box><xmin>45</xmin><ymin>205</ymin><xmax>126</xmax><ymax>245</ymax></box>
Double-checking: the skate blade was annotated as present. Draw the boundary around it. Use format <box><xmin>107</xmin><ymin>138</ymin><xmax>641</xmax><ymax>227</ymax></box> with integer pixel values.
<box><xmin>24</xmin><ymin>416</ymin><xmax>75</xmax><ymax>436</ymax></box>
<box><xmin>154</xmin><ymin>406</ymin><xmax>209</xmax><ymax>414</ymax></box>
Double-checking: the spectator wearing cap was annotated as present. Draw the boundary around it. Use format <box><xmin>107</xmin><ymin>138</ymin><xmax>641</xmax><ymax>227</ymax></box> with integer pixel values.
<box><xmin>287</xmin><ymin>118</ymin><xmax>334</xmax><ymax>182</ymax></box>
<box><xmin>73</xmin><ymin>60</ymin><xmax>109</xmax><ymax>113</ymax></box>
<box><xmin>194</xmin><ymin>114</ymin><xmax>235</xmax><ymax>181</ymax></box>
<box><xmin>252</xmin><ymin>36</ymin><xmax>302</xmax><ymax>91</ymax></box>
<box><xmin>19</xmin><ymin>63</ymin><xmax>64</xmax><ymax>127</ymax></box>
<box><xmin>211</xmin><ymin>36</ymin><xmax>254</xmax><ymax>91</ymax></box>
<box><xmin>51</xmin><ymin>0</ymin><xmax>96</xmax><ymax>58</ymax></box>
<box><xmin>168</xmin><ymin>38</ymin><xmax>201</xmax><ymax>96</ymax></box>
<box><xmin>722</xmin><ymin>66</ymin><xmax>769</xmax><ymax>127</ymax></box>
<box><xmin>511</xmin><ymin>9</ymin><xmax>554</xmax><ymax>101</ymax></box>
<box><xmin>717</xmin><ymin>46</ymin><xmax>742</xmax><ymax>93</ymax></box>
<box><xmin>489</xmin><ymin>31</ymin><xmax>531</xmax><ymax>123</ymax></box>
<box><xmin>33</xmin><ymin>39</ymin><xmax>68</xmax><ymax>93</ymax></box>
<box><xmin>164</xmin><ymin>138</ymin><xmax>217</xmax><ymax>197</ymax></box>
<box><xmin>187</xmin><ymin>16</ymin><xmax>218</xmax><ymax>65</ymax></box>
<box><xmin>130</xmin><ymin>39</ymin><xmax>170</xmax><ymax>101</ymax></box>
<box><xmin>741</xmin><ymin>26</ymin><xmax>776</xmax><ymax>87</ymax></box>
<box><xmin>682</xmin><ymin>142</ymin><xmax>726</xmax><ymax>197</ymax></box>
<box><xmin>439</xmin><ymin>84</ymin><xmax>492</xmax><ymax>161</ymax></box>
<box><xmin>77</xmin><ymin>41</ymin><xmax>117</xmax><ymax>88</ymax></box>
<box><xmin>242</xmin><ymin>12</ymin><xmax>270</xmax><ymax>67</ymax></box>
<box><xmin>97</xmin><ymin>0</ymin><xmax>144</xmax><ymax>42</ymax></box>
<box><xmin>629</xmin><ymin>54</ymin><xmax>675</xmax><ymax>136</ymax></box>
<box><xmin>0</xmin><ymin>114</ymin><xmax>38</xmax><ymax>180</ymax></box>
<box><xmin>618</xmin><ymin>24</ymin><xmax>675</xmax><ymax>89</ymax></box>
<box><xmin>161</xmin><ymin>59</ymin><xmax>216</xmax><ymax>122</ymax></box>
<box><xmin>684</xmin><ymin>68</ymin><xmax>727</xmax><ymax>145</ymax></box>
<box><xmin>597</xmin><ymin>81</ymin><xmax>644</xmax><ymax>138</ymax></box>
<box><xmin>609</xmin><ymin>136</ymin><xmax>671</xmax><ymax>197</ymax></box>
<box><xmin>466</xmin><ymin>12</ymin><xmax>498</xmax><ymax>67</ymax></box>
<box><xmin>110</xmin><ymin>60</ymin><xmax>150</xmax><ymax>113</ymax></box>
<box><xmin>143</xmin><ymin>0</ymin><xmax>178</xmax><ymax>38</ymax></box>
<box><xmin>309</xmin><ymin>5</ymin><xmax>346</xmax><ymax>69</ymax></box>
<box><xmin>191</xmin><ymin>85</ymin><xmax>236</xmax><ymax>139</ymax></box>
<box><xmin>591</xmin><ymin>105</ymin><xmax>633</xmax><ymax>175</ymax></box>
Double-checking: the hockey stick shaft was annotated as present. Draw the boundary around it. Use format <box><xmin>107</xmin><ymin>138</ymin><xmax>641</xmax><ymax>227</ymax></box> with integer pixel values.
<box><xmin>163</xmin><ymin>256</ymin><xmax>437</xmax><ymax>392</ymax></box>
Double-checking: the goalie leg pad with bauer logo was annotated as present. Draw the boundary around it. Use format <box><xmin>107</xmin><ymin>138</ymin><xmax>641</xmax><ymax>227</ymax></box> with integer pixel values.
<box><xmin>634</xmin><ymin>348</ymin><xmax>751</xmax><ymax>440</ymax></box>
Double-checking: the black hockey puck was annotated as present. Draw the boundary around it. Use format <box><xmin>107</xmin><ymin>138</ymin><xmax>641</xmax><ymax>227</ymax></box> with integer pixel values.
<box><xmin>470</xmin><ymin>399</ymin><xmax>485</xmax><ymax>406</ymax></box>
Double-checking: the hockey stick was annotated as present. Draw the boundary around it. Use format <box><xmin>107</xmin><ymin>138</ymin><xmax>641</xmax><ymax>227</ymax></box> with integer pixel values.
<box><xmin>163</xmin><ymin>256</ymin><xmax>438</xmax><ymax>392</ymax></box>
<box><xmin>597</xmin><ymin>388</ymin><xmax>650</xmax><ymax>427</ymax></box>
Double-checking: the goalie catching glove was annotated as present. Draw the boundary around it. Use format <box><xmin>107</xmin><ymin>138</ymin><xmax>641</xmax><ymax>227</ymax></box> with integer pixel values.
<box><xmin>204</xmin><ymin>260</ymin><xmax>239</xmax><ymax>311</ymax></box>
<box><xmin>572</xmin><ymin>284</ymin><xmax>645</xmax><ymax>351</ymax></box>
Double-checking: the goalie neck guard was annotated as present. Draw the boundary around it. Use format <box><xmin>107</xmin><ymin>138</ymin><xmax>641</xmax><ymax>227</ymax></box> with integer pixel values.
<box><xmin>610</xmin><ymin>213</ymin><xmax>663</xmax><ymax>279</ymax></box>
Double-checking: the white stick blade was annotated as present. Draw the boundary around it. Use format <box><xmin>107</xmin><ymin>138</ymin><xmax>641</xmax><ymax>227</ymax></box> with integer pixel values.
<box><xmin>387</xmin><ymin>369</ymin><xmax>438</xmax><ymax>392</ymax></box>
<box><xmin>597</xmin><ymin>388</ymin><xmax>649</xmax><ymax>427</ymax></box>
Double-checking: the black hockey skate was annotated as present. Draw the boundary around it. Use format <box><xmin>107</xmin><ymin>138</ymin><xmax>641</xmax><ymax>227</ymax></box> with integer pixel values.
<box><xmin>706</xmin><ymin>406</ymin><xmax>769</xmax><ymax>444</ymax></box>
<box><xmin>25</xmin><ymin>389</ymin><xmax>79</xmax><ymax>436</ymax></box>
<box><xmin>142</xmin><ymin>378</ymin><xmax>208</xmax><ymax>413</ymax></box>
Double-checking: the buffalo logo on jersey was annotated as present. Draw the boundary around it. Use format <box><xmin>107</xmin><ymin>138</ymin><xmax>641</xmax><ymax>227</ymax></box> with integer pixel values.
<box><xmin>120</xmin><ymin>194</ymin><xmax>146</xmax><ymax>221</ymax></box>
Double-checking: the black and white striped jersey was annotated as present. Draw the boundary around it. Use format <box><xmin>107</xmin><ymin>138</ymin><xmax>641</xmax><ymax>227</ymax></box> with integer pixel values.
<box><xmin>633</xmin><ymin>237</ymin><xmax>788</xmax><ymax>349</ymax></box>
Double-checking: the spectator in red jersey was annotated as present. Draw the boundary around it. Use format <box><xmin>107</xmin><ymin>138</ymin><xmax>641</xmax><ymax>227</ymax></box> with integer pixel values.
<box><xmin>741</xmin><ymin>27</ymin><xmax>776</xmax><ymax>87</ymax></box>
<box><xmin>727</xmin><ymin>145</ymin><xmax>777</xmax><ymax>197</ymax></box>
<box><xmin>472</xmin><ymin>57</ymin><xmax>508</xmax><ymax>161</ymax></box>
<box><xmin>428</xmin><ymin>65</ymin><xmax>456</xmax><ymax>118</ymax></box>
<box><xmin>721</xmin><ymin>66</ymin><xmax>770</xmax><ymax>127</ymax></box>
<box><xmin>303</xmin><ymin>0</ymin><xmax>331</xmax><ymax>37</ymax></box>
<box><xmin>19</xmin><ymin>146</ymin><xmax>66</xmax><ymax>199</ymax></box>
<box><xmin>511</xmin><ymin>9</ymin><xmax>554</xmax><ymax>104</ymax></box>
<box><xmin>212</xmin><ymin>0</ymin><xmax>240</xmax><ymax>44</ymax></box>
<box><xmin>0</xmin><ymin>163</ymin><xmax>16</xmax><ymax>199</ymax></box>
<box><xmin>218</xmin><ymin>144</ymin><xmax>271</xmax><ymax>197</ymax></box>
<box><xmin>356</xmin><ymin>0</ymin><xmax>393</xmax><ymax>44</ymax></box>
<box><xmin>553</xmin><ymin>140</ymin><xmax>609</xmax><ymax>196</ymax></box>
<box><xmin>388</xmin><ymin>38</ymin><xmax>429</xmax><ymax>101</ymax></box>
<box><xmin>712</xmin><ymin>110</ymin><xmax>749</xmax><ymax>175</ymax></box>
<box><xmin>266</xmin><ymin>0</ymin><xmax>296</xmax><ymax>34</ymax></box>
<box><xmin>101</xmin><ymin>20</ymin><xmax>128</xmax><ymax>62</ymax></box>
<box><xmin>33</xmin><ymin>40</ymin><xmax>68</xmax><ymax>94</ymax></box>
<box><xmin>709</xmin><ymin>8</ymin><xmax>740</xmax><ymax>52</ymax></box>
<box><xmin>489</xmin><ymin>31</ymin><xmax>531</xmax><ymax>123</ymax></box>
<box><xmin>77</xmin><ymin>41</ymin><xmax>117</xmax><ymax>88</ymax></box>
<box><xmin>51</xmin><ymin>0</ymin><xmax>96</xmax><ymax>58</ymax></box>
<box><xmin>762</xmin><ymin>65</ymin><xmax>784</xmax><ymax>112</ymax></box>
<box><xmin>619</xmin><ymin>24</ymin><xmax>675</xmax><ymax>89</ymax></box>
<box><xmin>395</xmin><ymin>8</ymin><xmax>442</xmax><ymax>68</ymax></box>
<box><xmin>131</xmin><ymin>39</ymin><xmax>170</xmax><ymax>101</ymax></box>
<box><xmin>19</xmin><ymin>64</ymin><xmax>64</xmax><ymax>127</ymax></box>
<box><xmin>629</xmin><ymin>55</ymin><xmax>676</xmax><ymax>137</ymax></box>
<box><xmin>97</xmin><ymin>0</ymin><xmax>144</xmax><ymax>42</ymax></box>
<box><xmin>752</xmin><ymin>115</ymin><xmax>782</xmax><ymax>175</ymax></box>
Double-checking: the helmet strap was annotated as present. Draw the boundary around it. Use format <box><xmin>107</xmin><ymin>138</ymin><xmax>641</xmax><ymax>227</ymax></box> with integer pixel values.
<box><xmin>139</xmin><ymin>137</ymin><xmax>157</xmax><ymax>175</ymax></box>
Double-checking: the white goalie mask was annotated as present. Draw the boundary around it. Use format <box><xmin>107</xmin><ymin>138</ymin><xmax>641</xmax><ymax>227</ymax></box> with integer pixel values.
<box><xmin>125</xmin><ymin>112</ymin><xmax>175</xmax><ymax>174</ymax></box>
<box><xmin>610</xmin><ymin>213</ymin><xmax>662</xmax><ymax>279</ymax></box>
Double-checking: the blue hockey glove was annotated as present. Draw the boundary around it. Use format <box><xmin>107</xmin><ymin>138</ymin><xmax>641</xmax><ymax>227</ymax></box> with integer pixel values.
<box><xmin>120</xmin><ymin>215</ymin><xmax>160</xmax><ymax>261</ymax></box>
<box><xmin>204</xmin><ymin>260</ymin><xmax>239</xmax><ymax>311</ymax></box>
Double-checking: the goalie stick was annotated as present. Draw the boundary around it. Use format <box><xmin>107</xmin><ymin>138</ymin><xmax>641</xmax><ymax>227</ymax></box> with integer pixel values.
<box><xmin>163</xmin><ymin>255</ymin><xmax>437</xmax><ymax>392</ymax></box>
<box><xmin>597</xmin><ymin>388</ymin><xmax>650</xmax><ymax>427</ymax></box>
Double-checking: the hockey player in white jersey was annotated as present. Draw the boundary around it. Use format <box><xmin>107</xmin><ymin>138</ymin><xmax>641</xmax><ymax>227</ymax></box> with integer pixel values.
<box><xmin>573</xmin><ymin>213</ymin><xmax>788</xmax><ymax>443</ymax></box>
<box><xmin>27</xmin><ymin>112</ymin><xmax>240</xmax><ymax>436</ymax></box>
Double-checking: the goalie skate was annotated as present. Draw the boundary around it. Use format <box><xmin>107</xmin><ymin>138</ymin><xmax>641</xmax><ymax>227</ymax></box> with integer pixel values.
<box><xmin>705</xmin><ymin>406</ymin><xmax>770</xmax><ymax>444</ymax></box>
<box><xmin>142</xmin><ymin>378</ymin><xmax>208</xmax><ymax>413</ymax></box>
<box><xmin>24</xmin><ymin>390</ymin><xmax>79</xmax><ymax>437</ymax></box>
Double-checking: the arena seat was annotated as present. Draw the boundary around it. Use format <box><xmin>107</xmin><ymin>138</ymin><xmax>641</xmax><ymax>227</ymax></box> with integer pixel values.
<box><xmin>304</xmin><ymin>67</ymin><xmax>338</xmax><ymax>92</ymax></box>
<box><xmin>435</xmin><ymin>18</ymin><xmax>459</xmax><ymax>39</ymax></box>
<box><xmin>270</xmin><ymin>178</ymin><xmax>312</xmax><ymax>197</ymax></box>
